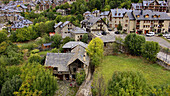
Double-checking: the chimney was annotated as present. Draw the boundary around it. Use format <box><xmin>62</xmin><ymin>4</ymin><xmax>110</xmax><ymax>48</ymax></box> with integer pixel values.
<box><xmin>117</xmin><ymin>8</ymin><xmax>118</xmax><ymax>13</ymax></box>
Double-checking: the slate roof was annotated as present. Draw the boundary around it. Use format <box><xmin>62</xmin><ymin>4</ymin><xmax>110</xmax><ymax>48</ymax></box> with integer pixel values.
<box><xmin>62</xmin><ymin>41</ymin><xmax>88</xmax><ymax>49</ymax></box>
<box><xmin>45</xmin><ymin>45</ymin><xmax>90</xmax><ymax>72</ymax></box>
<box><xmin>100</xmin><ymin>11</ymin><xmax>109</xmax><ymax>16</ymax></box>
<box><xmin>54</xmin><ymin>22</ymin><xmax>63</xmax><ymax>28</ymax></box>
<box><xmin>92</xmin><ymin>10</ymin><xmax>100</xmax><ymax>14</ymax></box>
<box><xmin>43</xmin><ymin>43</ymin><xmax>52</xmax><ymax>46</ymax></box>
<box><xmin>61</xmin><ymin>21</ymin><xmax>70</xmax><ymax>28</ymax></box>
<box><xmin>100</xmin><ymin>34</ymin><xmax>115</xmax><ymax>43</ymax></box>
<box><xmin>133</xmin><ymin>10</ymin><xmax>170</xmax><ymax>20</ymax></box>
<box><xmin>45</xmin><ymin>53</ymin><xmax>74</xmax><ymax>71</ymax></box>
<box><xmin>84</xmin><ymin>11</ymin><xmax>91</xmax><ymax>14</ymax></box>
<box><xmin>126</xmin><ymin>12</ymin><xmax>135</xmax><ymax>20</ymax></box>
<box><xmin>131</xmin><ymin>3</ymin><xmax>142</xmax><ymax>9</ymax></box>
<box><xmin>110</xmin><ymin>8</ymin><xmax>132</xmax><ymax>17</ymax></box>
<box><xmin>70</xmin><ymin>27</ymin><xmax>88</xmax><ymax>34</ymax></box>
<box><xmin>143</xmin><ymin>0</ymin><xmax>167</xmax><ymax>7</ymax></box>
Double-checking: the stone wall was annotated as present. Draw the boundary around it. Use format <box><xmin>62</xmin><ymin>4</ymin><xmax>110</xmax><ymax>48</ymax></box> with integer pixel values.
<box><xmin>156</xmin><ymin>59</ymin><xmax>170</xmax><ymax>70</ymax></box>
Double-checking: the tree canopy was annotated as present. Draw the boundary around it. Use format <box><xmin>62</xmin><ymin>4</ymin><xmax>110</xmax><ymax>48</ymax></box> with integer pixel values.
<box><xmin>86</xmin><ymin>37</ymin><xmax>104</xmax><ymax>66</ymax></box>
<box><xmin>124</xmin><ymin>33</ymin><xmax>145</xmax><ymax>56</ymax></box>
<box><xmin>108</xmin><ymin>71</ymin><xmax>150</xmax><ymax>96</ymax></box>
<box><xmin>141</xmin><ymin>41</ymin><xmax>160</xmax><ymax>62</ymax></box>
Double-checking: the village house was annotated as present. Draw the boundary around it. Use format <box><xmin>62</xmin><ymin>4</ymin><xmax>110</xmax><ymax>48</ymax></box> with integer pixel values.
<box><xmin>122</xmin><ymin>10</ymin><xmax>170</xmax><ymax>34</ymax></box>
<box><xmin>70</xmin><ymin>27</ymin><xmax>88</xmax><ymax>41</ymax></box>
<box><xmin>41</xmin><ymin>42</ymin><xmax>52</xmax><ymax>50</ymax></box>
<box><xmin>108</xmin><ymin>8</ymin><xmax>132</xmax><ymax>28</ymax></box>
<box><xmin>54</xmin><ymin>21</ymin><xmax>76</xmax><ymax>38</ymax></box>
<box><xmin>92</xmin><ymin>10</ymin><xmax>100</xmax><ymax>17</ymax></box>
<box><xmin>131</xmin><ymin>0</ymin><xmax>168</xmax><ymax>12</ymax></box>
<box><xmin>56</xmin><ymin>9</ymin><xmax>66</xmax><ymax>15</ymax></box>
<box><xmin>81</xmin><ymin>17</ymin><xmax>108</xmax><ymax>38</ymax></box>
<box><xmin>62</xmin><ymin>41</ymin><xmax>88</xmax><ymax>53</ymax></box>
<box><xmin>45</xmin><ymin>44</ymin><xmax>89</xmax><ymax>80</ymax></box>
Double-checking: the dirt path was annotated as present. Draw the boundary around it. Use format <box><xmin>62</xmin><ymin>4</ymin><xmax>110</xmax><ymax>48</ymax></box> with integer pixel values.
<box><xmin>55</xmin><ymin>81</ymin><xmax>77</xmax><ymax>96</ymax></box>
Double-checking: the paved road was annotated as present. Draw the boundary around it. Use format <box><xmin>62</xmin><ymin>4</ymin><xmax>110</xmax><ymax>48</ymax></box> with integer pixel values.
<box><xmin>145</xmin><ymin>36</ymin><xmax>170</xmax><ymax>48</ymax></box>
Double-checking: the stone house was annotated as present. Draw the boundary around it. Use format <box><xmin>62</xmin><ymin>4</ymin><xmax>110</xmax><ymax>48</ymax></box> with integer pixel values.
<box><xmin>131</xmin><ymin>0</ymin><xmax>168</xmax><ymax>12</ymax></box>
<box><xmin>81</xmin><ymin>17</ymin><xmax>108</xmax><ymax>38</ymax></box>
<box><xmin>45</xmin><ymin>45</ymin><xmax>89</xmax><ymax>80</ymax></box>
<box><xmin>56</xmin><ymin>9</ymin><xmax>66</xmax><ymax>15</ymax></box>
<box><xmin>122</xmin><ymin>10</ymin><xmax>170</xmax><ymax>34</ymax></box>
<box><xmin>62</xmin><ymin>41</ymin><xmax>88</xmax><ymax>53</ymax></box>
<box><xmin>108</xmin><ymin>8</ymin><xmax>132</xmax><ymax>28</ymax></box>
<box><xmin>54</xmin><ymin>21</ymin><xmax>76</xmax><ymax>38</ymax></box>
<box><xmin>70</xmin><ymin>27</ymin><xmax>88</xmax><ymax>41</ymax></box>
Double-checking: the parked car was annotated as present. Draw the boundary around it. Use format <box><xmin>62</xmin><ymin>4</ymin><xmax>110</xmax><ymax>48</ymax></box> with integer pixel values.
<box><xmin>115</xmin><ymin>31</ymin><xmax>120</xmax><ymax>34</ymax></box>
<box><xmin>163</xmin><ymin>33</ymin><xmax>169</xmax><ymax>37</ymax></box>
<box><xmin>108</xmin><ymin>28</ymin><xmax>112</xmax><ymax>31</ymax></box>
<box><xmin>166</xmin><ymin>35</ymin><xmax>170</xmax><ymax>39</ymax></box>
<box><xmin>146</xmin><ymin>32</ymin><xmax>155</xmax><ymax>37</ymax></box>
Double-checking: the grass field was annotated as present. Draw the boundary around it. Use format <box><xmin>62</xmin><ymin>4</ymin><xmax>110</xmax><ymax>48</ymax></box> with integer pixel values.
<box><xmin>93</xmin><ymin>55</ymin><xmax>170</xmax><ymax>87</ymax></box>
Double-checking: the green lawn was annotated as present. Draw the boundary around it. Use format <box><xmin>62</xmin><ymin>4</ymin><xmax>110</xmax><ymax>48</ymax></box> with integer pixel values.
<box><xmin>94</xmin><ymin>55</ymin><xmax>170</xmax><ymax>87</ymax></box>
<box><xmin>38</xmin><ymin>50</ymin><xmax>51</xmax><ymax>55</ymax></box>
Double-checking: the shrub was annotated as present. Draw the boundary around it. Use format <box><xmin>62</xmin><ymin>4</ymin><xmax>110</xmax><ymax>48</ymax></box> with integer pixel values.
<box><xmin>158</xmin><ymin>33</ymin><xmax>163</xmax><ymax>37</ymax></box>
<box><xmin>141</xmin><ymin>41</ymin><xmax>160</xmax><ymax>62</ymax></box>
<box><xmin>108</xmin><ymin>71</ymin><xmax>150</xmax><ymax>96</ymax></box>
<box><xmin>124</xmin><ymin>33</ymin><xmax>145</xmax><ymax>56</ymax></box>
<box><xmin>76</xmin><ymin>70</ymin><xmax>86</xmax><ymax>85</ymax></box>
<box><xmin>30</xmin><ymin>49</ymin><xmax>40</xmax><ymax>54</ymax></box>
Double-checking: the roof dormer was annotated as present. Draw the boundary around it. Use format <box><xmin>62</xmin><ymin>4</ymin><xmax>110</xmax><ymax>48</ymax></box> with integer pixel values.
<box><xmin>145</xmin><ymin>14</ymin><xmax>149</xmax><ymax>18</ymax></box>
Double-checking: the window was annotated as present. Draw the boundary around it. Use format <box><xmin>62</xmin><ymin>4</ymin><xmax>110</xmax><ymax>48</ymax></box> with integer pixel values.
<box><xmin>145</xmin><ymin>14</ymin><xmax>149</xmax><ymax>18</ymax></box>
<box><xmin>125</xmin><ymin>24</ymin><xmax>128</xmax><ymax>27</ymax></box>
<box><xmin>118</xmin><ymin>13</ymin><xmax>121</xmax><ymax>16</ymax></box>
<box><xmin>126</xmin><ymin>20</ymin><xmax>128</xmax><ymax>22</ymax></box>
<box><xmin>115</xmin><ymin>21</ymin><xmax>116</xmax><ymax>23</ymax></box>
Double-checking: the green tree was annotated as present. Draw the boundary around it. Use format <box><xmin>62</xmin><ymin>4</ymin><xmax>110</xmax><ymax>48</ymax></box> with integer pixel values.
<box><xmin>0</xmin><ymin>32</ymin><xmax>7</xmax><ymax>43</ymax></box>
<box><xmin>28</xmin><ymin>54</ymin><xmax>41</xmax><ymax>63</ymax></box>
<box><xmin>7</xmin><ymin>66</ymin><xmax>21</xmax><ymax>79</ymax></box>
<box><xmin>51</xmin><ymin>34</ymin><xmax>62</xmax><ymax>48</ymax></box>
<box><xmin>76</xmin><ymin>70</ymin><xmax>85</xmax><ymax>85</ymax></box>
<box><xmin>62</xmin><ymin>36</ymin><xmax>75</xmax><ymax>45</ymax></box>
<box><xmin>124</xmin><ymin>33</ymin><xmax>145</xmax><ymax>56</ymax></box>
<box><xmin>76</xmin><ymin>14</ymin><xmax>84</xmax><ymax>21</ymax></box>
<box><xmin>1</xmin><ymin>75</ymin><xmax>22</xmax><ymax>96</ymax></box>
<box><xmin>141</xmin><ymin>41</ymin><xmax>160</xmax><ymax>62</ymax></box>
<box><xmin>81</xmin><ymin>34</ymin><xmax>88</xmax><ymax>43</ymax></box>
<box><xmin>117</xmin><ymin>23</ymin><xmax>122</xmax><ymax>31</ymax></box>
<box><xmin>86</xmin><ymin>37</ymin><xmax>104</xmax><ymax>67</ymax></box>
<box><xmin>0</xmin><ymin>65</ymin><xmax>7</xmax><ymax>92</ymax></box>
<box><xmin>108</xmin><ymin>71</ymin><xmax>150</xmax><ymax>96</ymax></box>
<box><xmin>15</xmin><ymin>62</ymin><xmax>57</xmax><ymax>96</ymax></box>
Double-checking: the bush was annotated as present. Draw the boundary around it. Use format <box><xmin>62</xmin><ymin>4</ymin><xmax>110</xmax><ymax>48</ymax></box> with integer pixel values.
<box><xmin>76</xmin><ymin>70</ymin><xmax>86</xmax><ymax>85</ymax></box>
<box><xmin>28</xmin><ymin>54</ymin><xmax>41</xmax><ymax>63</ymax></box>
<box><xmin>141</xmin><ymin>41</ymin><xmax>160</xmax><ymax>62</ymax></box>
<box><xmin>108</xmin><ymin>71</ymin><xmax>150</xmax><ymax>96</ymax></box>
<box><xmin>124</xmin><ymin>33</ymin><xmax>145</xmax><ymax>56</ymax></box>
<box><xmin>30</xmin><ymin>49</ymin><xmax>40</xmax><ymax>54</ymax></box>
<box><xmin>158</xmin><ymin>33</ymin><xmax>163</xmax><ymax>37</ymax></box>
<box><xmin>51</xmin><ymin>48</ymin><xmax>59</xmax><ymax>53</ymax></box>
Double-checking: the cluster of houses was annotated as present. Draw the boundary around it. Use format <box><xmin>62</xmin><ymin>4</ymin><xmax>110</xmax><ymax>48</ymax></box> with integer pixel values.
<box><xmin>47</xmin><ymin>0</ymin><xmax>170</xmax><ymax>80</ymax></box>
<box><xmin>82</xmin><ymin>0</ymin><xmax>170</xmax><ymax>34</ymax></box>
<box><xmin>0</xmin><ymin>1</ymin><xmax>33</xmax><ymax>31</ymax></box>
